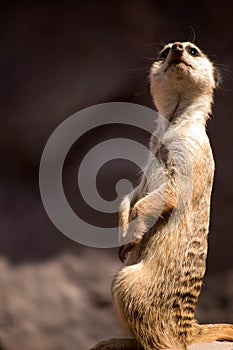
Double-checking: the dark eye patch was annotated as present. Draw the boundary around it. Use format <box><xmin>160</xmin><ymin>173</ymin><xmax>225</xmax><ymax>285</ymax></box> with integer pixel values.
<box><xmin>158</xmin><ymin>47</ymin><xmax>170</xmax><ymax>60</ymax></box>
<box><xmin>186</xmin><ymin>46</ymin><xmax>200</xmax><ymax>57</ymax></box>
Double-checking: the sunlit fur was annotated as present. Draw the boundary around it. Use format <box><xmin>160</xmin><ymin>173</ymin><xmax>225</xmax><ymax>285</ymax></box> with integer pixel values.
<box><xmin>90</xmin><ymin>42</ymin><xmax>233</xmax><ymax>350</ymax></box>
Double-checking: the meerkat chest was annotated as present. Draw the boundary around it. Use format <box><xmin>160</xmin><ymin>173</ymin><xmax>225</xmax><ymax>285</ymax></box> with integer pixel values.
<box><xmin>161</xmin><ymin>123</ymin><xmax>213</xmax><ymax>167</ymax></box>
<box><xmin>145</xmin><ymin>124</ymin><xmax>214</xmax><ymax>193</ymax></box>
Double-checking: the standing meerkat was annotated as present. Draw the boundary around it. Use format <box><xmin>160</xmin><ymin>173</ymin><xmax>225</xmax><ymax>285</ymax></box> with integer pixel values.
<box><xmin>90</xmin><ymin>42</ymin><xmax>233</xmax><ymax>350</ymax></box>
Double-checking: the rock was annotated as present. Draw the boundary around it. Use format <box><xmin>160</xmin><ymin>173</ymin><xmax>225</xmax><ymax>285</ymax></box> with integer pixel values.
<box><xmin>189</xmin><ymin>342</ymin><xmax>233</xmax><ymax>350</ymax></box>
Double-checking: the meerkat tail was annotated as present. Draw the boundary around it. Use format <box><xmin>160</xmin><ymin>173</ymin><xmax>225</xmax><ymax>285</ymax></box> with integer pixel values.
<box><xmin>191</xmin><ymin>323</ymin><xmax>233</xmax><ymax>343</ymax></box>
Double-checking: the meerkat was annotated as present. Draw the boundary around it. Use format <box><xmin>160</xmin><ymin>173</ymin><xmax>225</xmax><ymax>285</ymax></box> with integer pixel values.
<box><xmin>90</xmin><ymin>42</ymin><xmax>233</xmax><ymax>350</ymax></box>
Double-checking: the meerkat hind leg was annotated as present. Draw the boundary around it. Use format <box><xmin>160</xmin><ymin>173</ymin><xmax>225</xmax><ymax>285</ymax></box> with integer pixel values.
<box><xmin>89</xmin><ymin>338</ymin><xmax>144</xmax><ymax>350</ymax></box>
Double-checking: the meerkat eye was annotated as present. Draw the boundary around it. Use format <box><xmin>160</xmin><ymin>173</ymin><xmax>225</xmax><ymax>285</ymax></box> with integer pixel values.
<box><xmin>186</xmin><ymin>46</ymin><xmax>200</xmax><ymax>57</ymax></box>
<box><xmin>158</xmin><ymin>47</ymin><xmax>170</xmax><ymax>60</ymax></box>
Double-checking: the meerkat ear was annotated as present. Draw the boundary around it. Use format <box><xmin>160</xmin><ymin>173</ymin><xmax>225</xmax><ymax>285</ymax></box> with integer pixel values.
<box><xmin>213</xmin><ymin>65</ymin><xmax>221</xmax><ymax>88</ymax></box>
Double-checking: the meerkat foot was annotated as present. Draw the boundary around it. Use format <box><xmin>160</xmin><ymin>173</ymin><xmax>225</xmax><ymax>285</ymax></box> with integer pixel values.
<box><xmin>89</xmin><ymin>338</ymin><xmax>144</xmax><ymax>350</ymax></box>
<box><xmin>118</xmin><ymin>238</ymin><xmax>141</xmax><ymax>263</ymax></box>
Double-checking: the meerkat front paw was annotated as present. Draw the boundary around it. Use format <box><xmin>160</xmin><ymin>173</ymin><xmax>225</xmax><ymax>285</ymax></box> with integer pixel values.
<box><xmin>118</xmin><ymin>238</ymin><xmax>141</xmax><ymax>263</ymax></box>
<box><xmin>129</xmin><ymin>204</ymin><xmax>141</xmax><ymax>221</ymax></box>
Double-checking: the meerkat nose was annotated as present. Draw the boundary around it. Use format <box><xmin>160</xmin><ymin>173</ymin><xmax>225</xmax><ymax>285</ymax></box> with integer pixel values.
<box><xmin>171</xmin><ymin>42</ymin><xmax>184</xmax><ymax>54</ymax></box>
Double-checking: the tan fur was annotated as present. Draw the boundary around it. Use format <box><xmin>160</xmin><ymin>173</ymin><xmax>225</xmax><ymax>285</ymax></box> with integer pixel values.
<box><xmin>90</xmin><ymin>42</ymin><xmax>233</xmax><ymax>350</ymax></box>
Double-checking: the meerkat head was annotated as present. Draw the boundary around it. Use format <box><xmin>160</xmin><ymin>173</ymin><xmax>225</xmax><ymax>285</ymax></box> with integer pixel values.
<box><xmin>150</xmin><ymin>42</ymin><xmax>220</xmax><ymax>117</ymax></box>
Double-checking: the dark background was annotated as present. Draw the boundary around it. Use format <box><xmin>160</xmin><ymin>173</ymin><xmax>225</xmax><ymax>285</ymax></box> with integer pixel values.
<box><xmin>0</xmin><ymin>1</ymin><xmax>233</xmax><ymax>349</ymax></box>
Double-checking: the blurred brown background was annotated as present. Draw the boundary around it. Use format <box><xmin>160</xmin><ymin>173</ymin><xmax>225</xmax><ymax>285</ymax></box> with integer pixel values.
<box><xmin>0</xmin><ymin>1</ymin><xmax>233</xmax><ymax>349</ymax></box>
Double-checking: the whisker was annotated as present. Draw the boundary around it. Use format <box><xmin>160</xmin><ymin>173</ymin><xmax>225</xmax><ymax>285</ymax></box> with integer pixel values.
<box><xmin>189</xmin><ymin>26</ymin><xmax>196</xmax><ymax>43</ymax></box>
<box><xmin>143</xmin><ymin>56</ymin><xmax>156</xmax><ymax>61</ymax></box>
<box><xmin>134</xmin><ymin>88</ymin><xmax>148</xmax><ymax>97</ymax></box>
<box><xmin>144</xmin><ymin>41</ymin><xmax>165</xmax><ymax>48</ymax></box>
<box><xmin>124</xmin><ymin>67</ymin><xmax>149</xmax><ymax>72</ymax></box>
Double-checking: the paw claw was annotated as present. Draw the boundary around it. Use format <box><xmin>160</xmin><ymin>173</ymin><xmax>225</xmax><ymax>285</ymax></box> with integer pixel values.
<box><xmin>118</xmin><ymin>239</ymin><xmax>141</xmax><ymax>262</ymax></box>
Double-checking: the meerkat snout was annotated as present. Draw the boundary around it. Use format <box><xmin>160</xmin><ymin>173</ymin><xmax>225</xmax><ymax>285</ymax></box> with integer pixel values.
<box><xmin>170</xmin><ymin>42</ymin><xmax>184</xmax><ymax>59</ymax></box>
<box><xmin>171</xmin><ymin>42</ymin><xmax>184</xmax><ymax>51</ymax></box>
<box><xmin>168</xmin><ymin>43</ymin><xmax>186</xmax><ymax>64</ymax></box>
